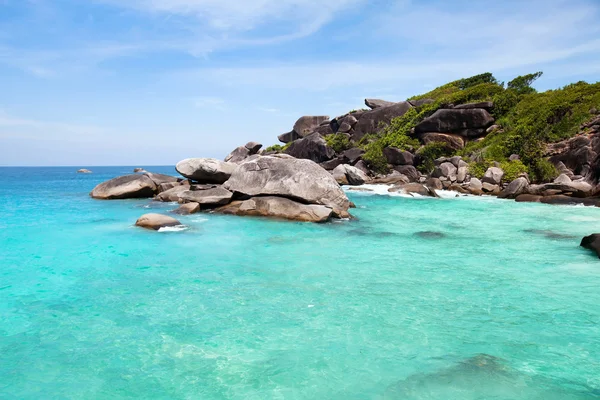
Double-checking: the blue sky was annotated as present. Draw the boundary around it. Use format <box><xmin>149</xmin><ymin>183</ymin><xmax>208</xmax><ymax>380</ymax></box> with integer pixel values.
<box><xmin>1</xmin><ymin>0</ymin><xmax>600</xmax><ymax>166</ymax></box>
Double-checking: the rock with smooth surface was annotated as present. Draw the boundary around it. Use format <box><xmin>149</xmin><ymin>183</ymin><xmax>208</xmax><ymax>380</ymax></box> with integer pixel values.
<box><xmin>278</xmin><ymin>130</ymin><xmax>299</xmax><ymax>144</ymax></box>
<box><xmin>224</xmin><ymin>156</ymin><xmax>351</xmax><ymax>211</ymax></box>
<box><xmin>293</xmin><ymin>116</ymin><xmax>330</xmax><ymax>138</ymax></box>
<box><xmin>433</xmin><ymin>162</ymin><xmax>458</xmax><ymax>180</ymax></box>
<box><xmin>144</xmin><ymin>172</ymin><xmax>181</xmax><ymax>186</ymax></box>
<box><xmin>365</xmin><ymin>98</ymin><xmax>395</xmax><ymax>109</ymax></box>
<box><xmin>91</xmin><ymin>174</ymin><xmax>157</xmax><ymax>200</ymax></box>
<box><xmin>343</xmin><ymin>148</ymin><xmax>365</xmax><ymax>164</ymax></box>
<box><xmin>333</xmin><ymin>164</ymin><xmax>369</xmax><ymax>186</ymax></box>
<box><xmin>135</xmin><ymin>213</ymin><xmax>182</xmax><ymax>230</ymax></box>
<box><xmin>245</xmin><ymin>142</ymin><xmax>262</xmax><ymax>153</ymax></box>
<box><xmin>456</xmin><ymin>167</ymin><xmax>468</xmax><ymax>183</ymax></box>
<box><xmin>498</xmin><ymin>177</ymin><xmax>529</xmax><ymax>199</ymax></box>
<box><xmin>225</xmin><ymin>146</ymin><xmax>251</xmax><ymax>163</ymax></box>
<box><xmin>176</xmin><ymin>158</ymin><xmax>236</xmax><ymax>183</ymax></box>
<box><xmin>155</xmin><ymin>185</ymin><xmax>194</xmax><ymax>202</ymax></box>
<box><xmin>174</xmin><ymin>202</ymin><xmax>200</xmax><ymax>215</ymax></box>
<box><xmin>178</xmin><ymin>187</ymin><xmax>233</xmax><ymax>206</ymax></box>
<box><xmin>580</xmin><ymin>234</ymin><xmax>600</xmax><ymax>258</ymax></box>
<box><xmin>482</xmin><ymin>167</ymin><xmax>504</xmax><ymax>185</ymax></box>
<box><xmin>554</xmin><ymin>174</ymin><xmax>572</xmax><ymax>184</ymax></box>
<box><xmin>482</xmin><ymin>182</ymin><xmax>501</xmax><ymax>194</ymax></box>
<box><xmin>415</xmin><ymin>109</ymin><xmax>494</xmax><ymax>135</ymax></box>
<box><xmin>352</xmin><ymin>102</ymin><xmax>413</xmax><ymax>141</ymax></box>
<box><xmin>284</xmin><ymin>133</ymin><xmax>335</xmax><ymax>163</ymax></box>
<box><xmin>383</xmin><ymin>147</ymin><xmax>414</xmax><ymax>166</ymax></box>
<box><xmin>420</xmin><ymin>132</ymin><xmax>465</xmax><ymax>151</ymax></box>
<box><xmin>216</xmin><ymin>196</ymin><xmax>335</xmax><ymax>223</ymax></box>
<box><xmin>389</xmin><ymin>183</ymin><xmax>438</xmax><ymax>197</ymax></box>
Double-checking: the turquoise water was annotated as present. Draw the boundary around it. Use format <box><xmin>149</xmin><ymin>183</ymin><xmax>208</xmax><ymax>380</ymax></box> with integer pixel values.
<box><xmin>1</xmin><ymin>167</ymin><xmax>599</xmax><ymax>399</ymax></box>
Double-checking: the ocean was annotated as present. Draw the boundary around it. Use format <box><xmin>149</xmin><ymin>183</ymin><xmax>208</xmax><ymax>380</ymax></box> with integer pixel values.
<box><xmin>1</xmin><ymin>166</ymin><xmax>599</xmax><ymax>399</ymax></box>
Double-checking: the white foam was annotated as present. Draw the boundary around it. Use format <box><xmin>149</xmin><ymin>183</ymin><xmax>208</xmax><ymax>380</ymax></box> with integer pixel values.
<box><xmin>345</xmin><ymin>184</ymin><xmax>487</xmax><ymax>200</ymax></box>
<box><xmin>158</xmin><ymin>225</ymin><xmax>189</xmax><ymax>232</ymax></box>
<box><xmin>565</xmin><ymin>215</ymin><xmax>600</xmax><ymax>222</ymax></box>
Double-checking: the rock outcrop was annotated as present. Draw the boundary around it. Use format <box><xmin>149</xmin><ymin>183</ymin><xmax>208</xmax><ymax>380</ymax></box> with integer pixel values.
<box><xmin>174</xmin><ymin>203</ymin><xmax>200</xmax><ymax>215</ymax></box>
<box><xmin>498</xmin><ymin>177</ymin><xmax>529</xmax><ymax>199</ymax></box>
<box><xmin>352</xmin><ymin>102</ymin><xmax>413</xmax><ymax>141</ymax></box>
<box><xmin>135</xmin><ymin>213</ymin><xmax>182</xmax><ymax>230</ymax></box>
<box><xmin>420</xmin><ymin>132</ymin><xmax>465</xmax><ymax>150</ymax></box>
<box><xmin>216</xmin><ymin>196</ymin><xmax>334</xmax><ymax>223</ymax></box>
<box><xmin>581</xmin><ymin>234</ymin><xmax>600</xmax><ymax>258</ymax></box>
<box><xmin>365</xmin><ymin>98</ymin><xmax>395</xmax><ymax>109</ymax></box>
<box><xmin>224</xmin><ymin>156</ymin><xmax>351</xmax><ymax>211</ymax></box>
<box><xmin>176</xmin><ymin>158</ymin><xmax>236</xmax><ymax>183</ymax></box>
<box><xmin>154</xmin><ymin>185</ymin><xmax>194</xmax><ymax>202</ymax></box>
<box><xmin>90</xmin><ymin>174</ymin><xmax>157</xmax><ymax>199</ymax></box>
<box><xmin>178</xmin><ymin>187</ymin><xmax>233</xmax><ymax>206</ymax></box>
<box><xmin>332</xmin><ymin>164</ymin><xmax>370</xmax><ymax>186</ymax></box>
<box><xmin>415</xmin><ymin>109</ymin><xmax>494</xmax><ymax>137</ymax></box>
<box><xmin>383</xmin><ymin>147</ymin><xmax>414</xmax><ymax>166</ymax></box>
<box><xmin>284</xmin><ymin>133</ymin><xmax>335</xmax><ymax>163</ymax></box>
<box><xmin>225</xmin><ymin>141</ymin><xmax>263</xmax><ymax>164</ymax></box>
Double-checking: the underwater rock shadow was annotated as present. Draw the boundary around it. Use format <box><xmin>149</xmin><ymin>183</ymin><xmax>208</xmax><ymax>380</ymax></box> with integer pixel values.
<box><xmin>523</xmin><ymin>229</ymin><xmax>578</xmax><ymax>240</ymax></box>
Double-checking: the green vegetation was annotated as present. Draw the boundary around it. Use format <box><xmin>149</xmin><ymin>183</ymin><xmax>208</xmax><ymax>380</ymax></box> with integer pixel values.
<box><xmin>417</xmin><ymin>143</ymin><xmax>454</xmax><ymax>173</ymax></box>
<box><xmin>265</xmin><ymin>144</ymin><xmax>284</xmax><ymax>152</ymax></box>
<box><xmin>356</xmin><ymin>71</ymin><xmax>599</xmax><ymax>181</ymax></box>
<box><xmin>325</xmin><ymin>133</ymin><xmax>351</xmax><ymax>153</ymax></box>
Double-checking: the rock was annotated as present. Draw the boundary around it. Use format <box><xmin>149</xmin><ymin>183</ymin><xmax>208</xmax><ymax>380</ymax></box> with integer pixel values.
<box><xmin>225</xmin><ymin>146</ymin><xmax>251</xmax><ymax>163</ymax></box>
<box><xmin>157</xmin><ymin>181</ymin><xmax>187</xmax><ymax>193</ymax></box>
<box><xmin>449</xmin><ymin>156</ymin><xmax>463</xmax><ymax>168</ymax></box>
<box><xmin>320</xmin><ymin>157</ymin><xmax>346</xmax><ymax>171</ymax></box>
<box><xmin>365</xmin><ymin>98</ymin><xmax>395</xmax><ymax>109</ymax></box>
<box><xmin>176</xmin><ymin>158</ymin><xmax>236</xmax><ymax>184</ymax></box>
<box><xmin>420</xmin><ymin>132</ymin><xmax>465</xmax><ymax>151</ymax></box>
<box><xmin>542</xmin><ymin>181</ymin><xmax>594</xmax><ymax>197</ymax></box>
<box><xmin>216</xmin><ymin>196</ymin><xmax>334</xmax><ymax>223</ymax></box>
<box><xmin>133</xmin><ymin>168</ymin><xmax>146</xmax><ymax>173</ymax></box>
<box><xmin>372</xmin><ymin>171</ymin><xmax>410</xmax><ymax>185</ymax></box>
<box><xmin>415</xmin><ymin>109</ymin><xmax>494</xmax><ymax>135</ymax></box>
<box><xmin>448</xmin><ymin>184</ymin><xmax>470</xmax><ymax>194</ymax></box>
<box><xmin>456</xmin><ymin>167</ymin><xmax>468</xmax><ymax>183</ymax></box>
<box><xmin>509</xmin><ymin>154</ymin><xmax>520</xmax><ymax>161</ymax></box>
<box><xmin>454</xmin><ymin>101</ymin><xmax>494</xmax><ymax>111</ymax></box>
<box><xmin>482</xmin><ymin>167</ymin><xmax>504</xmax><ymax>185</ymax></box>
<box><xmin>143</xmin><ymin>172</ymin><xmax>181</xmax><ymax>186</ymax></box>
<box><xmin>278</xmin><ymin>130</ymin><xmax>299</xmax><ymax>144</ymax></box>
<box><xmin>332</xmin><ymin>165</ymin><xmax>349</xmax><ymax>185</ymax></box>
<box><xmin>245</xmin><ymin>142</ymin><xmax>262</xmax><ymax>153</ymax></box>
<box><xmin>580</xmin><ymin>234</ymin><xmax>600</xmax><ymax>258</ymax></box>
<box><xmin>555</xmin><ymin>161</ymin><xmax>575</xmax><ymax>179</ymax></box>
<box><xmin>333</xmin><ymin>164</ymin><xmax>369</xmax><ymax>186</ymax></box>
<box><xmin>342</xmin><ymin>148</ymin><xmax>365</xmax><ymax>164</ymax></box>
<box><xmin>433</xmin><ymin>162</ymin><xmax>458</xmax><ymax>180</ymax></box>
<box><xmin>414</xmin><ymin>231</ymin><xmax>446</xmax><ymax>238</ymax></box>
<box><xmin>486</xmin><ymin>125</ymin><xmax>501</xmax><ymax>134</ymax></box>
<box><xmin>425</xmin><ymin>177</ymin><xmax>443</xmax><ymax>190</ymax></box>
<box><xmin>515</xmin><ymin>194</ymin><xmax>542</xmax><ymax>203</ymax></box>
<box><xmin>389</xmin><ymin>183</ymin><xmax>438</xmax><ymax>197</ymax></box>
<box><xmin>90</xmin><ymin>174</ymin><xmax>157</xmax><ymax>200</ymax></box>
<box><xmin>383</xmin><ymin>147</ymin><xmax>414</xmax><ymax>166</ymax></box>
<box><xmin>293</xmin><ymin>116</ymin><xmax>330</xmax><ymax>138</ymax></box>
<box><xmin>178</xmin><ymin>187</ymin><xmax>233</xmax><ymax>206</ymax></box>
<box><xmin>173</xmin><ymin>202</ymin><xmax>200</xmax><ymax>215</ymax></box>
<box><xmin>394</xmin><ymin>165</ymin><xmax>420</xmax><ymax>182</ymax></box>
<box><xmin>554</xmin><ymin>174</ymin><xmax>572</xmax><ymax>184</ymax></box>
<box><xmin>337</xmin><ymin>115</ymin><xmax>358</xmax><ymax>133</ymax></box>
<box><xmin>498</xmin><ymin>177</ymin><xmax>529</xmax><ymax>199</ymax></box>
<box><xmin>408</xmin><ymin>98</ymin><xmax>435</xmax><ymax>107</ymax></box>
<box><xmin>223</xmin><ymin>156</ymin><xmax>351</xmax><ymax>211</ymax></box>
<box><xmin>135</xmin><ymin>213</ymin><xmax>182</xmax><ymax>230</ymax></box>
<box><xmin>352</xmin><ymin>102</ymin><xmax>414</xmax><ymax>141</ymax></box>
<box><xmin>354</xmin><ymin>160</ymin><xmax>370</xmax><ymax>175</ymax></box>
<box><xmin>540</xmin><ymin>195</ymin><xmax>600</xmax><ymax>206</ymax></box>
<box><xmin>482</xmin><ymin>182</ymin><xmax>501</xmax><ymax>194</ymax></box>
<box><xmin>77</xmin><ymin>169</ymin><xmax>92</xmax><ymax>174</ymax></box>
<box><xmin>546</xmin><ymin>130</ymin><xmax>598</xmax><ymax>181</ymax></box>
<box><xmin>284</xmin><ymin>133</ymin><xmax>335</xmax><ymax>163</ymax></box>
<box><xmin>155</xmin><ymin>185</ymin><xmax>194</xmax><ymax>202</ymax></box>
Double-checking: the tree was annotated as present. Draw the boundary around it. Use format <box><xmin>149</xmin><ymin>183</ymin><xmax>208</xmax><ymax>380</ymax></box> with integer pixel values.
<box><xmin>507</xmin><ymin>72</ymin><xmax>543</xmax><ymax>95</ymax></box>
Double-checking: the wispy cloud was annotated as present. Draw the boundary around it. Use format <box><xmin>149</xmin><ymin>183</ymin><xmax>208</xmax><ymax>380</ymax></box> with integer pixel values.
<box><xmin>193</xmin><ymin>96</ymin><xmax>226</xmax><ymax>110</ymax></box>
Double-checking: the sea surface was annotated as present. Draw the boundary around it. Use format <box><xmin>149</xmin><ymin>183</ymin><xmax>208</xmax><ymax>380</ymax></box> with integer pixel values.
<box><xmin>1</xmin><ymin>166</ymin><xmax>599</xmax><ymax>399</ymax></box>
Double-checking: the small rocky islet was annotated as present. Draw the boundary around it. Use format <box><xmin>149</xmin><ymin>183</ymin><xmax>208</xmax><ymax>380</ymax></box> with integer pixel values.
<box><xmin>89</xmin><ymin>72</ymin><xmax>600</xmax><ymax>256</ymax></box>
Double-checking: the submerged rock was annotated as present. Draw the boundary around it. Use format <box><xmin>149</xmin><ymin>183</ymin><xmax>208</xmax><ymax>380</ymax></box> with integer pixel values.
<box><xmin>173</xmin><ymin>202</ymin><xmax>200</xmax><ymax>215</ymax></box>
<box><xmin>90</xmin><ymin>174</ymin><xmax>157</xmax><ymax>200</ymax></box>
<box><xmin>581</xmin><ymin>234</ymin><xmax>600</xmax><ymax>258</ymax></box>
<box><xmin>224</xmin><ymin>156</ymin><xmax>351</xmax><ymax>212</ymax></box>
<box><xmin>175</xmin><ymin>158</ymin><xmax>236</xmax><ymax>183</ymax></box>
<box><xmin>216</xmin><ymin>196</ymin><xmax>334</xmax><ymax>223</ymax></box>
<box><xmin>135</xmin><ymin>213</ymin><xmax>182</xmax><ymax>230</ymax></box>
<box><xmin>414</xmin><ymin>231</ymin><xmax>446</xmax><ymax>239</ymax></box>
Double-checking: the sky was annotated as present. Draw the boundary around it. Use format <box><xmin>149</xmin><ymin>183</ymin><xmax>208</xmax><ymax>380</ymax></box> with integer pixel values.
<box><xmin>1</xmin><ymin>0</ymin><xmax>600</xmax><ymax>166</ymax></box>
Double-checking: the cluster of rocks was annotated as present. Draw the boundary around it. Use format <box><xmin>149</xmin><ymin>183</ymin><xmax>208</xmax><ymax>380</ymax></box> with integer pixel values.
<box><xmin>90</xmin><ymin>154</ymin><xmax>353</xmax><ymax>228</ymax></box>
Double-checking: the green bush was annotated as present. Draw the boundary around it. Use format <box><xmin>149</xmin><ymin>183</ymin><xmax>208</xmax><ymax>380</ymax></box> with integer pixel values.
<box><xmin>417</xmin><ymin>142</ymin><xmax>454</xmax><ymax>173</ymax></box>
<box><xmin>265</xmin><ymin>144</ymin><xmax>283</xmax><ymax>152</ymax></box>
<box><xmin>531</xmin><ymin>158</ymin><xmax>558</xmax><ymax>182</ymax></box>
<box><xmin>325</xmin><ymin>133</ymin><xmax>351</xmax><ymax>153</ymax></box>
<box><xmin>500</xmin><ymin>160</ymin><xmax>529</xmax><ymax>182</ymax></box>
<box><xmin>468</xmin><ymin>162</ymin><xmax>490</xmax><ymax>179</ymax></box>
<box><xmin>361</xmin><ymin>142</ymin><xmax>388</xmax><ymax>173</ymax></box>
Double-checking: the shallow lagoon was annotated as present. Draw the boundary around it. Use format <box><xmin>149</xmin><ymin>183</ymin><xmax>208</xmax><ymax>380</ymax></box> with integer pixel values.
<box><xmin>1</xmin><ymin>167</ymin><xmax>599</xmax><ymax>399</ymax></box>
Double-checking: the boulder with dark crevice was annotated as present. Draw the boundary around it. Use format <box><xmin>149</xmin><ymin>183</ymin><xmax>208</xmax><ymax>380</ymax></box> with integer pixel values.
<box><xmin>284</xmin><ymin>133</ymin><xmax>336</xmax><ymax>163</ymax></box>
<box><xmin>216</xmin><ymin>196</ymin><xmax>335</xmax><ymax>223</ymax></box>
<box><xmin>415</xmin><ymin>109</ymin><xmax>494</xmax><ymax>136</ymax></box>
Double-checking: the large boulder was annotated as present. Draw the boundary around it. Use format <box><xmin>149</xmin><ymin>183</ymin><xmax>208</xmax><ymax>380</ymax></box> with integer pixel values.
<box><xmin>498</xmin><ymin>177</ymin><xmax>529</xmax><ymax>199</ymax></box>
<box><xmin>176</xmin><ymin>158</ymin><xmax>236</xmax><ymax>183</ymax></box>
<box><xmin>173</xmin><ymin>202</ymin><xmax>200</xmax><ymax>215</ymax></box>
<box><xmin>420</xmin><ymin>132</ymin><xmax>465</xmax><ymax>151</ymax></box>
<box><xmin>408</xmin><ymin>98</ymin><xmax>434</xmax><ymax>107</ymax></box>
<box><xmin>415</xmin><ymin>109</ymin><xmax>494</xmax><ymax>136</ymax></box>
<box><xmin>342</xmin><ymin>148</ymin><xmax>365</xmax><ymax>164</ymax></box>
<box><xmin>90</xmin><ymin>174</ymin><xmax>157</xmax><ymax>200</ymax></box>
<box><xmin>454</xmin><ymin>101</ymin><xmax>494</xmax><ymax>111</ymax></box>
<box><xmin>389</xmin><ymin>183</ymin><xmax>438</xmax><ymax>197</ymax></box>
<box><xmin>224</xmin><ymin>156</ymin><xmax>351</xmax><ymax>211</ymax></box>
<box><xmin>224</xmin><ymin>141</ymin><xmax>263</xmax><ymax>164</ymax></box>
<box><xmin>352</xmin><ymin>102</ymin><xmax>413</xmax><ymax>141</ymax></box>
<box><xmin>541</xmin><ymin>181</ymin><xmax>594</xmax><ymax>198</ymax></box>
<box><xmin>482</xmin><ymin>167</ymin><xmax>504</xmax><ymax>185</ymax></box>
<box><xmin>293</xmin><ymin>116</ymin><xmax>330</xmax><ymax>138</ymax></box>
<box><xmin>383</xmin><ymin>147</ymin><xmax>414</xmax><ymax>166</ymax></box>
<box><xmin>337</xmin><ymin>115</ymin><xmax>358</xmax><ymax>133</ymax></box>
<box><xmin>432</xmin><ymin>162</ymin><xmax>458</xmax><ymax>181</ymax></box>
<box><xmin>135</xmin><ymin>213</ymin><xmax>182</xmax><ymax>231</ymax></box>
<box><xmin>178</xmin><ymin>187</ymin><xmax>233</xmax><ymax>206</ymax></box>
<box><xmin>154</xmin><ymin>185</ymin><xmax>194</xmax><ymax>202</ymax></box>
<box><xmin>580</xmin><ymin>234</ymin><xmax>600</xmax><ymax>258</ymax></box>
<box><xmin>217</xmin><ymin>196</ymin><xmax>334</xmax><ymax>223</ymax></box>
<box><xmin>284</xmin><ymin>133</ymin><xmax>335</xmax><ymax>163</ymax></box>
<box><xmin>278</xmin><ymin>130</ymin><xmax>299</xmax><ymax>144</ymax></box>
<box><xmin>332</xmin><ymin>164</ymin><xmax>370</xmax><ymax>186</ymax></box>
<box><xmin>143</xmin><ymin>172</ymin><xmax>181</xmax><ymax>186</ymax></box>
<box><xmin>365</xmin><ymin>98</ymin><xmax>395</xmax><ymax>109</ymax></box>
